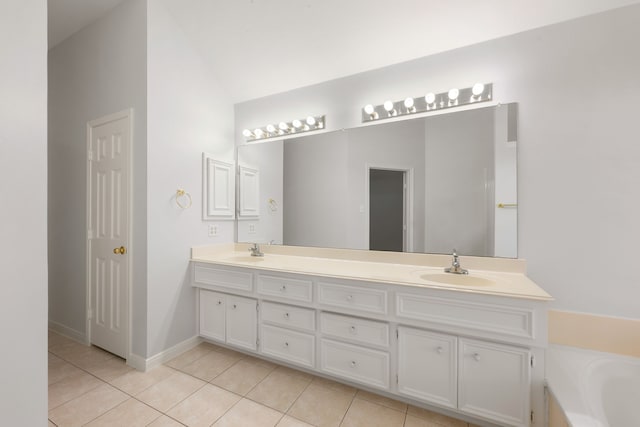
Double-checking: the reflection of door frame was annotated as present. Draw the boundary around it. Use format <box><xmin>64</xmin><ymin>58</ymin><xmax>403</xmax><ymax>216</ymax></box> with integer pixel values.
<box><xmin>85</xmin><ymin>109</ymin><xmax>132</xmax><ymax>360</ymax></box>
<box><xmin>365</xmin><ymin>164</ymin><xmax>413</xmax><ymax>252</ymax></box>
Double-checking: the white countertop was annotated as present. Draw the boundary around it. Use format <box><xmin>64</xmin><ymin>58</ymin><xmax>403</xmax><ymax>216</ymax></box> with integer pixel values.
<box><xmin>191</xmin><ymin>244</ymin><xmax>552</xmax><ymax>301</ymax></box>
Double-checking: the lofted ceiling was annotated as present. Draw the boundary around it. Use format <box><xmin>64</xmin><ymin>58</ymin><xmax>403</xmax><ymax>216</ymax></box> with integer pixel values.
<box><xmin>49</xmin><ymin>0</ymin><xmax>640</xmax><ymax>103</ymax></box>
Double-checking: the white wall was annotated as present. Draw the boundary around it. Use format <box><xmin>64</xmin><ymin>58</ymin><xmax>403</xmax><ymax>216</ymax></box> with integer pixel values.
<box><xmin>146</xmin><ymin>0</ymin><xmax>234</xmax><ymax>357</ymax></box>
<box><xmin>0</xmin><ymin>0</ymin><xmax>48</xmax><ymax>423</ymax></box>
<box><xmin>48</xmin><ymin>0</ymin><xmax>149</xmax><ymax>356</ymax></box>
<box><xmin>237</xmin><ymin>141</ymin><xmax>284</xmax><ymax>245</ymax></box>
<box><xmin>235</xmin><ymin>5</ymin><xmax>640</xmax><ymax>320</ymax></box>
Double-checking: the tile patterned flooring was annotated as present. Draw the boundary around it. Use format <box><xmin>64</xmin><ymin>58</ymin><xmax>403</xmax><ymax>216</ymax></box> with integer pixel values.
<box><xmin>48</xmin><ymin>331</ymin><xmax>480</xmax><ymax>427</ymax></box>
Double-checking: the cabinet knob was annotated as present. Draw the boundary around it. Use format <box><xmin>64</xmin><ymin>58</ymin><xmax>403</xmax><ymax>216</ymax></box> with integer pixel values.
<box><xmin>350</xmin><ymin>360</ymin><xmax>357</xmax><ymax>368</ymax></box>
<box><xmin>473</xmin><ymin>353</ymin><xmax>481</xmax><ymax>362</ymax></box>
<box><xmin>217</xmin><ymin>300</ymin><xmax>222</xmax><ymax>305</ymax></box>
<box><xmin>232</xmin><ymin>304</ymin><xmax>237</xmax><ymax>309</ymax></box>
<box><xmin>280</xmin><ymin>285</ymin><xmax>287</xmax><ymax>292</ymax></box>
<box><xmin>436</xmin><ymin>346</ymin><xmax>444</xmax><ymax>354</ymax></box>
<box><xmin>283</xmin><ymin>342</ymin><xmax>289</xmax><ymax>348</ymax></box>
<box><xmin>346</xmin><ymin>295</ymin><xmax>353</xmax><ymax>302</ymax></box>
<box><xmin>284</xmin><ymin>312</ymin><xmax>290</xmax><ymax>319</ymax></box>
<box><xmin>349</xmin><ymin>326</ymin><xmax>357</xmax><ymax>334</ymax></box>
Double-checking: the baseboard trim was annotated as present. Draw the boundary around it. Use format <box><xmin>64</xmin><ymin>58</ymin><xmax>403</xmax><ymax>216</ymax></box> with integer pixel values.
<box><xmin>48</xmin><ymin>320</ymin><xmax>87</xmax><ymax>344</ymax></box>
<box><xmin>136</xmin><ymin>335</ymin><xmax>202</xmax><ymax>371</ymax></box>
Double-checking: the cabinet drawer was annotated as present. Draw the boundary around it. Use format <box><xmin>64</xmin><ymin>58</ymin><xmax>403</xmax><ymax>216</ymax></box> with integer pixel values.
<box><xmin>396</xmin><ymin>293</ymin><xmax>534</xmax><ymax>340</ymax></box>
<box><xmin>261</xmin><ymin>302</ymin><xmax>316</xmax><ymax>332</ymax></box>
<box><xmin>194</xmin><ymin>265</ymin><xmax>253</xmax><ymax>292</ymax></box>
<box><xmin>320</xmin><ymin>312</ymin><xmax>389</xmax><ymax>348</ymax></box>
<box><xmin>320</xmin><ymin>339</ymin><xmax>389</xmax><ymax>389</ymax></box>
<box><xmin>258</xmin><ymin>275</ymin><xmax>313</xmax><ymax>303</ymax></box>
<box><xmin>318</xmin><ymin>282</ymin><xmax>387</xmax><ymax>315</ymax></box>
<box><xmin>260</xmin><ymin>325</ymin><xmax>315</xmax><ymax>368</ymax></box>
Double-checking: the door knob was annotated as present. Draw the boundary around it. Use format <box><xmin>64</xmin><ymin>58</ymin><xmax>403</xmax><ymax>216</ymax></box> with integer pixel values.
<box><xmin>113</xmin><ymin>246</ymin><xmax>127</xmax><ymax>255</ymax></box>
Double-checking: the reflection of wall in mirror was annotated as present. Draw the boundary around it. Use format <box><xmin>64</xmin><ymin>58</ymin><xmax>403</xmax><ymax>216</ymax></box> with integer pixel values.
<box><xmin>237</xmin><ymin>141</ymin><xmax>283</xmax><ymax>244</ymax></box>
<box><xmin>494</xmin><ymin>104</ymin><xmax>517</xmax><ymax>258</ymax></box>
<box><xmin>425</xmin><ymin>108</ymin><xmax>495</xmax><ymax>257</ymax></box>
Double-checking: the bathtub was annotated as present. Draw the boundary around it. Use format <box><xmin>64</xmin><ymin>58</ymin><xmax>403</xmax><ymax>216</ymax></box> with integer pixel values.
<box><xmin>546</xmin><ymin>345</ymin><xmax>640</xmax><ymax>427</ymax></box>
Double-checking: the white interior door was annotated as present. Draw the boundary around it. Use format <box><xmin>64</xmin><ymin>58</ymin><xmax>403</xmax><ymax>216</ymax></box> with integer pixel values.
<box><xmin>87</xmin><ymin>110</ymin><xmax>131</xmax><ymax>359</ymax></box>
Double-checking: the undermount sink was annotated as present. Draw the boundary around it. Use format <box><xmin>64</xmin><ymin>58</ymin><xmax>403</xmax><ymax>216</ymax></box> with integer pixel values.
<box><xmin>419</xmin><ymin>273</ymin><xmax>495</xmax><ymax>287</ymax></box>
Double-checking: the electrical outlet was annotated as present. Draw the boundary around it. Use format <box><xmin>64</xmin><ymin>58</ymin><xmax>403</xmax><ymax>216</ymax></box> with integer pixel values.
<box><xmin>248</xmin><ymin>224</ymin><xmax>256</xmax><ymax>234</ymax></box>
<box><xmin>208</xmin><ymin>224</ymin><xmax>218</xmax><ymax>237</ymax></box>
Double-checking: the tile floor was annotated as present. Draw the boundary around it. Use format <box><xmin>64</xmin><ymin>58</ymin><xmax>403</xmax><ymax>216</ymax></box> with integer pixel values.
<box><xmin>48</xmin><ymin>331</ymin><xmax>481</xmax><ymax>427</ymax></box>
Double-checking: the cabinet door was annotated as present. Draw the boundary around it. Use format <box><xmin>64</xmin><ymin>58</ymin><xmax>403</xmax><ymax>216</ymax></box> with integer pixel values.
<box><xmin>199</xmin><ymin>289</ymin><xmax>226</xmax><ymax>342</ymax></box>
<box><xmin>458</xmin><ymin>338</ymin><xmax>530</xmax><ymax>427</ymax></box>
<box><xmin>397</xmin><ymin>327</ymin><xmax>457</xmax><ymax>409</ymax></box>
<box><xmin>226</xmin><ymin>295</ymin><xmax>257</xmax><ymax>351</ymax></box>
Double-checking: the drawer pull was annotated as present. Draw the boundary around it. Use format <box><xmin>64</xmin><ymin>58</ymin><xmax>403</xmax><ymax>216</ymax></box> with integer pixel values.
<box><xmin>473</xmin><ymin>352</ymin><xmax>481</xmax><ymax>362</ymax></box>
<box><xmin>349</xmin><ymin>326</ymin><xmax>357</xmax><ymax>334</ymax></box>
<box><xmin>280</xmin><ymin>285</ymin><xmax>287</xmax><ymax>292</ymax></box>
<box><xmin>284</xmin><ymin>312</ymin><xmax>290</xmax><ymax>319</ymax></box>
<box><xmin>346</xmin><ymin>295</ymin><xmax>353</xmax><ymax>302</ymax></box>
<box><xmin>350</xmin><ymin>360</ymin><xmax>357</xmax><ymax>368</ymax></box>
<box><xmin>436</xmin><ymin>346</ymin><xmax>444</xmax><ymax>354</ymax></box>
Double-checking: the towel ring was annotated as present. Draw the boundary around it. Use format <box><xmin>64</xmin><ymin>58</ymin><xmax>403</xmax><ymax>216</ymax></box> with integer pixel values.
<box><xmin>176</xmin><ymin>188</ymin><xmax>192</xmax><ymax>209</ymax></box>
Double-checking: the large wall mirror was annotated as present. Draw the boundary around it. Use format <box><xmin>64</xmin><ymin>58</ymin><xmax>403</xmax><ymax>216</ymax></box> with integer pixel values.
<box><xmin>236</xmin><ymin>103</ymin><xmax>518</xmax><ymax>258</ymax></box>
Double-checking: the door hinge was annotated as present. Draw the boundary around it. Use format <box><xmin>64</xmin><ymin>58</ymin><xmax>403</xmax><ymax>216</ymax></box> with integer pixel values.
<box><xmin>396</xmin><ymin>329</ymin><xmax>399</xmax><ymax>339</ymax></box>
<box><xmin>87</xmin><ymin>308</ymin><xmax>93</xmax><ymax>320</ymax></box>
<box><xmin>396</xmin><ymin>374</ymin><xmax>399</xmax><ymax>384</ymax></box>
<box><xmin>256</xmin><ymin>338</ymin><xmax>260</xmax><ymax>347</ymax></box>
<box><xmin>530</xmin><ymin>411</ymin><xmax>534</xmax><ymax>423</ymax></box>
<box><xmin>531</xmin><ymin>355</ymin><xmax>535</xmax><ymax>368</ymax></box>
<box><xmin>256</xmin><ymin>303</ymin><xmax>259</xmax><ymax>312</ymax></box>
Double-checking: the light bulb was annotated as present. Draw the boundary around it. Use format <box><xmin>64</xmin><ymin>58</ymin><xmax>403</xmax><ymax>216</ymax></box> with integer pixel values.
<box><xmin>254</xmin><ymin>128</ymin><xmax>264</xmax><ymax>138</ymax></box>
<box><xmin>404</xmin><ymin>97</ymin><xmax>415</xmax><ymax>109</ymax></box>
<box><xmin>242</xmin><ymin>129</ymin><xmax>253</xmax><ymax>138</ymax></box>
<box><xmin>448</xmin><ymin>88</ymin><xmax>459</xmax><ymax>100</ymax></box>
<box><xmin>472</xmin><ymin>83</ymin><xmax>485</xmax><ymax>96</ymax></box>
<box><xmin>306</xmin><ymin>116</ymin><xmax>316</xmax><ymax>126</ymax></box>
<box><xmin>278</xmin><ymin>122</ymin><xmax>288</xmax><ymax>131</ymax></box>
<box><xmin>266</xmin><ymin>124</ymin><xmax>276</xmax><ymax>133</ymax></box>
<box><xmin>292</xmin><ymin>119</ymin><xmax>302</xmax><ymax>129</ymax></box>
<box><xmin>364</xmin><ymin>104</ymin><xmax>375</xmax><ymax>115</ymax></box>
<box><xmin>383</xmin><ymin>100</ymin><xmax>394</xmax><ymax>111</ymax></box>
<box><xmin>425</xmin><ymin>93</ymin><xmax>436</xmax><ymax>104</ymax></box>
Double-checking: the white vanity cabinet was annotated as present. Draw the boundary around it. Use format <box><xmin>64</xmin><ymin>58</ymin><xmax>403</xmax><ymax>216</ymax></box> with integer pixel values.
<box><xmin>192</xmin><ymin>260</ymin><xmax>547</xmax><ymax>427</ymax></box>
<box><xmin>199</xmin><ymin>289</ymin><xmax>257</xmax><ymax>351</ymax></box>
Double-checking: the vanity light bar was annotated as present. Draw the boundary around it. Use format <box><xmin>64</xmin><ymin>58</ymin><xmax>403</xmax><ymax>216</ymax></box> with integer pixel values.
<box><xmin>242</xmin><ymin>115</ymin><xmax>326</xmax><ymax>141</ymax></box>
<box><xmin>361</xmin><ymin>83</ymin><xmax>493</xmax><ymax>123</ymax></box>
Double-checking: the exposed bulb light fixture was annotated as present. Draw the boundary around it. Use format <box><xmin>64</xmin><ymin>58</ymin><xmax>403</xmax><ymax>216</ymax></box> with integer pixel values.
<box><xmin>383</xmin><ymin>100</ymin><xmax>397</xmax><ymax>116</ymax></box>
<box><xmin>361</xmin><ymin>83</ymin><xmax>493</xmax><ymax>123</ymax></box>
<box><xmin>243</xmin><ymin>115</ymin><xmax>326</xmax><ymax>141</ymax></box>
<box><xmin>404</xmin><ymin>97</ymin><xmax>415</xmax><ymax>113</ymax></box>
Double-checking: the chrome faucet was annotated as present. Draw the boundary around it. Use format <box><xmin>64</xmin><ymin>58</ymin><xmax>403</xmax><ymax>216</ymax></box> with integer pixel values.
<box><xmin>445</xmin><ymin>249</ymin><xmax>468</xmax><ymax>275</ymax></box>
<box><xmin>248</xmin><ymin>243</ymin><xmax>264</xmax><ymax>257</ymax></box>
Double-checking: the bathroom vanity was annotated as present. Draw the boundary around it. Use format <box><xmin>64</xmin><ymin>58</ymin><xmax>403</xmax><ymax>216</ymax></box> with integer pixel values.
<box><xmin>190</xmin><ymin>244</ymin><xmax>551</xmax><ymax>427</ymax></box>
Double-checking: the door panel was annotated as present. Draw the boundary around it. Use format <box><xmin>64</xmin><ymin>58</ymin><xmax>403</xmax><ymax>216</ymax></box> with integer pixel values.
<box><xmin>88</xmin><ymin>113</ymin><xmax>130</xmax><ymax>358</ymax></box>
